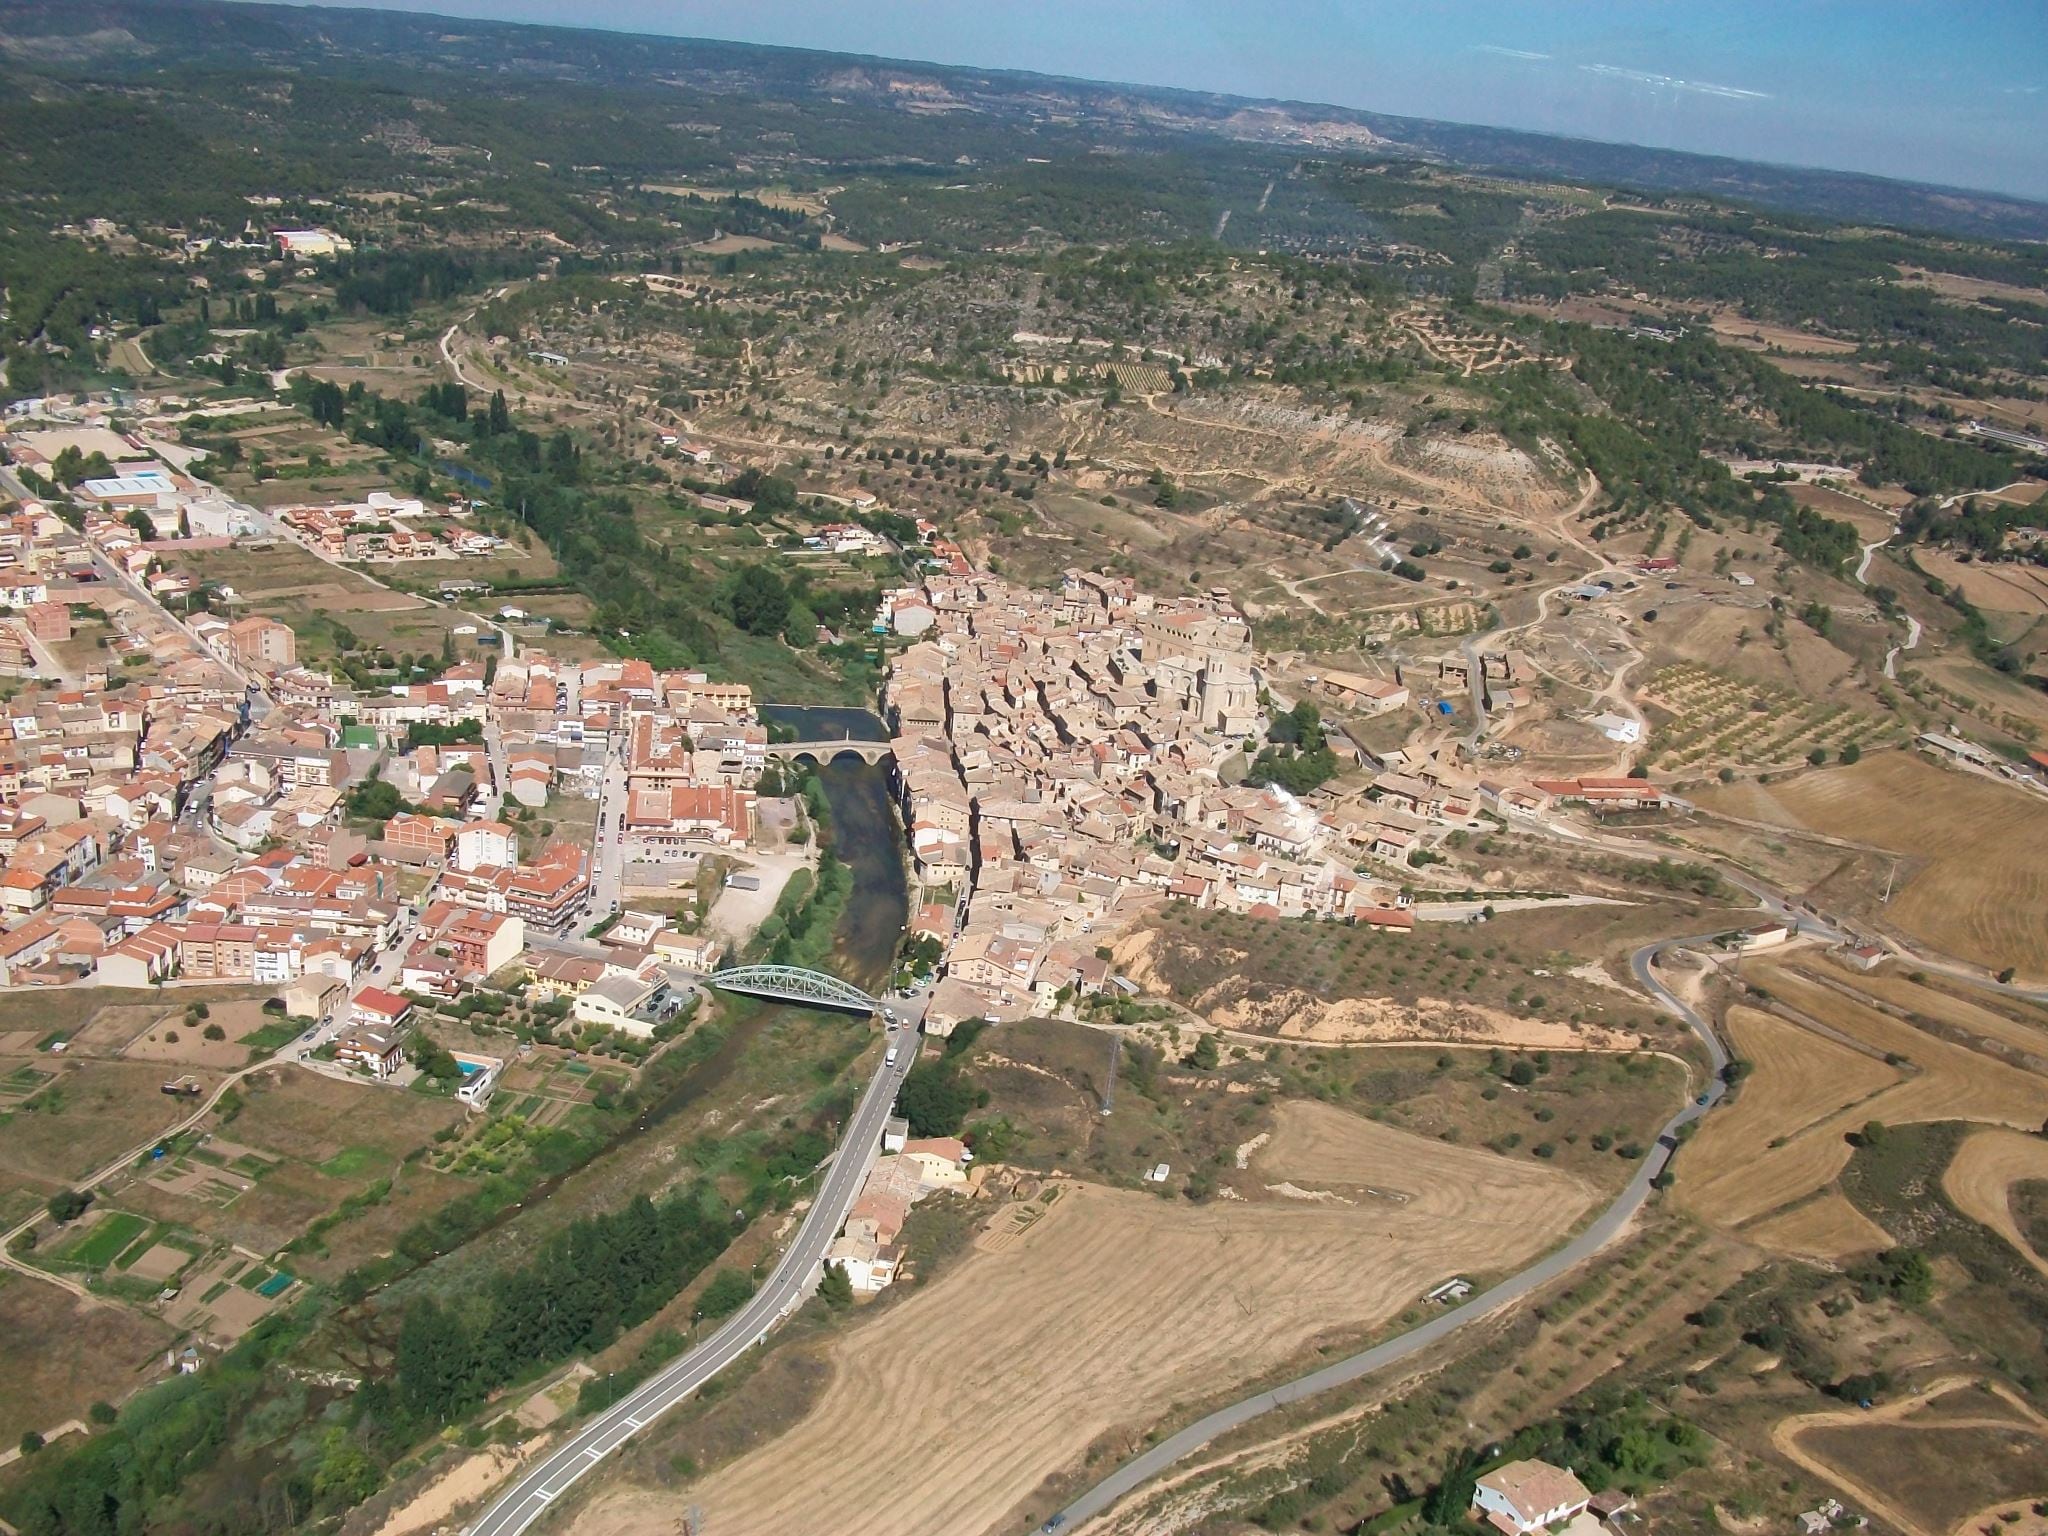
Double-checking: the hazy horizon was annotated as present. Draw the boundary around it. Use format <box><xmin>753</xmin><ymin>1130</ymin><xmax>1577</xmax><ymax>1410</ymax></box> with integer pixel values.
<box><xmin>231</xmin><ymin>0</ymin><xmax>2048</xmax><ymax>202</ymax></box>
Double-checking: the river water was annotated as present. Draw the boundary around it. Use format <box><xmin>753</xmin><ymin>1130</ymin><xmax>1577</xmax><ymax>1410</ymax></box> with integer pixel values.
<box><xmin>758</xmin><ymin>703</ymin><xmax>907</xmax><ymax>991</ymax></box>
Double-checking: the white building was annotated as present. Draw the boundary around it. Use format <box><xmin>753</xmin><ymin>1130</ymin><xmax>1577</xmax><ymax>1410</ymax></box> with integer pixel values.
<box><xmin>571</xmin><ymin>971</ymin><xmax>667</xmax><ymax>1038</ymax></box>
<box><xmin>453</xmin><ymin>820</ymin><xmax>518</xmax><ymax>873</ymax></box>
<box><xmin>1589</xmin><ymin>711</ymin><xmax>1642</xmax><ymax>744</ymax></box>
<box><xmin>274</xmin><ymin>228</ymin><xmax>353</xmax><ymax>258</ymax></box>
<box><xmin>1472</xmin><ymin>1460</ymin><xmax>1592</xmax><ymax>1535</ymax></box>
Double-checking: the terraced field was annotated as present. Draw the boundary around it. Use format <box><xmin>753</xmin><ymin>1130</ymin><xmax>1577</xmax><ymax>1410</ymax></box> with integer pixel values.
<box><xmin>1679</xmin><ymin>1005</ymin><xmax>1899</xmax><ymax>1232</ymax></box>
<box><xmin>1942</xmin><ymin>1128</ymin><xmax>2048</xmax><ymax>1278</ymax></box>
<box><xmin>1682</xmin><ymin>964</ymin><xmax>2048</xmax><ymax>1251</ymax></box>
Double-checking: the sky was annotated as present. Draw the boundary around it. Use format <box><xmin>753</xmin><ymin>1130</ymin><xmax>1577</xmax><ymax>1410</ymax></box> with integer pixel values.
<box><xmin>263</xmin><ymin>0</ymin><xmax>2048</xmax><ymax>200</ymax></box>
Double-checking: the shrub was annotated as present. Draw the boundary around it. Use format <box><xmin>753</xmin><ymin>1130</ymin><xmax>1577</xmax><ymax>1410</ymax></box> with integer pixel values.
<box><xmin>46</xmin><ymin>1188</ymin><xmax>92</xmax><ymax>1223</ymax></box>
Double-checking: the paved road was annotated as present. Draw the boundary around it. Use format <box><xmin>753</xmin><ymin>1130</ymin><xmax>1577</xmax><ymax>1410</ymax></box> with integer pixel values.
<box><xmin>465</xmin><ymin>1030</ymin><xmax>915</xmax><ymax>1536</ymax></box>
<box><xmin>1053</xmin><ymin>936</ymin><xmax>1728</xmax><ymax>1533</ymax></box>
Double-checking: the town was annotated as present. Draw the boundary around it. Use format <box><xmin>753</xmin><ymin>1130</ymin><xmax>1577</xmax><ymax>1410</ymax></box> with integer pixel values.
<box><xmin>4</xmin><ymin>11</ymin><xmax>2047</xmax><ymax>1536</ymax></box>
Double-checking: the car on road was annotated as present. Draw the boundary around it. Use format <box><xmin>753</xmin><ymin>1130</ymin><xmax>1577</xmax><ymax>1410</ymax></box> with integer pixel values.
<box><xmin>885</xmin><ymin>1045</ymin><xmax>899</xmax><ymax>1067</ymax></box>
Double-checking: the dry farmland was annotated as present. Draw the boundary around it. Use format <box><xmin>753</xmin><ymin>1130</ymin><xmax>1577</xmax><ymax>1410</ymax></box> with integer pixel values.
<box><xmin>1681</xmin><ymin>961</ymin><xmax>2048</xmax><ymax>1251</ymax></box>
<box><xmin>574</xmin><ymin>1103</ymin><xmax>1593</xmax><ymax>1536</ymax></box>
<box><xmin>0</xmin><ymin>1272</ymin><xmax>174</xmax><ymax>1448</ymax></box>
<box><xmin>1775</xmin><ymin>1380</ymin><xmax>2048</xmax><ymax>1536</ymax></box>
<box><xmin>1942</xmin><ymin>1128</ymin><xmax>2048</xmax><ymax>1279</ymax></box>
<box><xmin>1914</xmin><ymin>551</ymin><xmax>2048</xmax><ymax>623</ymax></box>
<box><xmin>1640</xmin><ymin>662</ymin><xmax>1900</xmax><ymax>773</ymax></box>
<box><xmin>1695</xmin><ymin>752</ymin><xmax>2048</xmax><ymax>978</ymax></box>
<box><xmin>0</xmin><ymin>1057</ymin><xmax>221</xmax><ymax>1220</ymax></box>
<box><xmin>1739</xmin><ymin>1191</ymin><xmax>1892</xmax><ymax>1264</ymax></box>
<box><xmin>1678</xmin><ymin>1005</ymin><xmax>1899</xmax><ymax>1232</ymax></box>
<box><xmin>161</xmin><ymin>541</ymin><xmax>472</xmax><ymax>666</ymax></box>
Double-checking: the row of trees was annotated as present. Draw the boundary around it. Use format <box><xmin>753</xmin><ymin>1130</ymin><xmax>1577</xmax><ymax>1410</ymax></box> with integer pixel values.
<box><xmin>389</xmin><ymin>1188</ymin><xmax>738</xmax><ymax>1428</ymax></box>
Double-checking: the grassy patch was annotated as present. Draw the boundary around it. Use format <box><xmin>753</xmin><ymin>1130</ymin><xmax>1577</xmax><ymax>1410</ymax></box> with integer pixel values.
<box><xmin>239</xmin><ymin>1019</ymin><xmax>302</xmax><ymax>1059</ymax></box>
<box><xmin>318</xmin><ymin>1145</ymin><xmax>382</xmax><ymax>1179</ymax></box>
<box><xmin>55</xmin><ymin>1211</ymin><xmax>151</xmax><ymax>1270</ymax></box>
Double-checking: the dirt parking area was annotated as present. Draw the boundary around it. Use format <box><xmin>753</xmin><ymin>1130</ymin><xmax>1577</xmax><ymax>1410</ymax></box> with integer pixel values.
<box><xmin>573</xmin><ymin>1103</ymin><xmax>1592</xmax><ymax>1536</ymax></box>
<box><xmin>700</xmin><ymin>850</ymin><xmax>813</xmax><ymax>948</ymax></box>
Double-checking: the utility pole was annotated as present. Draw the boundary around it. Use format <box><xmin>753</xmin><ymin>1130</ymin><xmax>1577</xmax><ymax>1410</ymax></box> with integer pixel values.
<box><xmin>1100</xmin><ymin>1035</ymin><xmax>1121</xmax><ymax>1117</ymax></box>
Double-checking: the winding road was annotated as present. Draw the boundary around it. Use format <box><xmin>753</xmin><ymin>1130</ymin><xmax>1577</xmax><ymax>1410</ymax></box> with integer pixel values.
<box><xmin>465</xmin><ymin>1033</ymin><xmax>915</xmax><ymax>1536</ymax></box>
<box><xmin>1053</xmin><ymin>933</ymin><xmax>1729</xmax><ymax>1531</ymax></box>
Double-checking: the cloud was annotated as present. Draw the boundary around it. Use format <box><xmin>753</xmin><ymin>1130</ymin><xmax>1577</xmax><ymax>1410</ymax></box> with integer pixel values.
<box><xmin>1473</xmin><ymin>45</ymin><xmax>1551</xmax><ymax>62</ymax></box>
<box><xmin>1580</xmin><ymin>63</ymin><xmax>1769</xmax><ymax>101</ymax></box>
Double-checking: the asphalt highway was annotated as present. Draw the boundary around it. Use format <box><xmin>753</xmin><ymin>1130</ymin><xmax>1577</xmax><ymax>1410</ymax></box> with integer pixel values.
<box><xmin>465</xmin><ymin>1028</ymin><xmax>914</xmax><ymax>1536</ymax></box>
<box><xmin>1052</xmin><ymin>934</ymin><xmax>1729</xmax><ymax>1533</ymax></box>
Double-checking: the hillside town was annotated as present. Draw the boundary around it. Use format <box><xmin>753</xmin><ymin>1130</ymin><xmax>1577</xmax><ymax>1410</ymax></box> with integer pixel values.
<box><xmin>0</xmin><ymin>393</ymin><xmax>1684</xmax><ymax>1083</ymax></box>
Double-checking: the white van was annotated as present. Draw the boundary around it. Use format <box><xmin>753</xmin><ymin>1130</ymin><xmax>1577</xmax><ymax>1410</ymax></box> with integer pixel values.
<box><xmin>885</xmin><ymin>1045</ymin><xmax>900</xmax><ymax>1068</ymax></box>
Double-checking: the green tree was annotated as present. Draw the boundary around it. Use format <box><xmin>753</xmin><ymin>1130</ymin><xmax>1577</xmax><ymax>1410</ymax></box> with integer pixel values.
<box><xmin>896</xmin><ymin>1061</ymin><xmax>979</xmax><ymax>1137</ymax></box>
<box><xmin>46</xmin><ymin>1188</ymin><xmax>92</xmax><ymax>1223</ymax></box>
<box><xmin>818</xmin><ymin>1261</ymin><xmax>854</xmax><ymax>1310</ymax></box>
<box><xmin>1421</xmin><ymin>1445</ymin><xmax>1479</xmax><ymax>1526</ymax></box>
<box><xmin>782</xmin><ymin>599</ymin><xmax>819</xmax><ymax>649</ymax></box>
<box><xmin>728</xmin><ymin>565</ymin><xmax>791</xmax><ymax>636</ymax></box>
<box><xmin>311</xmin><ymin>1428</ymin><xmax>379</xmax><ymax>1506</ymax></box>
<box><xmin>693</xmin><ymin>1268</ymin><xmax>755</xmax><ymax>1323</ymax></box>
<box><xmin>1266</xmin><ymin>698</ymin><xmax>1323</xmax><ymax>747</ymax></box>
<box><xmin>395</xmin><ymin>1295</ymin><xmax>477</xmax><ymax>1424</ymax></box>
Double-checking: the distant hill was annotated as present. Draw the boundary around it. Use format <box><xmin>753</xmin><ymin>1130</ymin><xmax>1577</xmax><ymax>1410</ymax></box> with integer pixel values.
<box><xmin>2</xmin><ymin>0</ymin><xmax>2045</xmax><ymax>242</ymax></box>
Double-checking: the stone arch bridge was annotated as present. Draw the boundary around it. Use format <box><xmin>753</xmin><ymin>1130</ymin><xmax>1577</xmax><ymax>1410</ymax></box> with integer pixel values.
<box><xmin>763</xmin><ymin>739</ymin><xmax>891</xmax><ymax>765</ymax></box>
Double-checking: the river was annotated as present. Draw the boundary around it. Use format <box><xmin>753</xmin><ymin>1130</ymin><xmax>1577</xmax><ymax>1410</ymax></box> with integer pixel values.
<box><xmin>358</xmin><ymin>704</ymin><xmax>908</xmax><ymax>1301</ymax></box>
<box><xmin>758</xmin><ymin>703</ymin><xmax>908</xmax><ymax>990</ymax></box>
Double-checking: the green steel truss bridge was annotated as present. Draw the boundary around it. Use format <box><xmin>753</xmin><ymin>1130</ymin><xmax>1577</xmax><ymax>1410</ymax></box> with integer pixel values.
<box><xmin>706</xmin><ymin>964</ymin><xmax>879</xmax><ymax>1013</ymax></box>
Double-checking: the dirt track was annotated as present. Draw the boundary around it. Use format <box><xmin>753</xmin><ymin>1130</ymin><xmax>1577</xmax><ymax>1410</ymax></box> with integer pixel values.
<box><xmin>1773</xmin><ymin>1378</ymin><xmax>2048</xmax><ymax>1536</ymax></box>
<box><xmin>569</xmin><ymin>1104</ymin><xmax>1591</xmax><ymax>1536</ymax></box>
